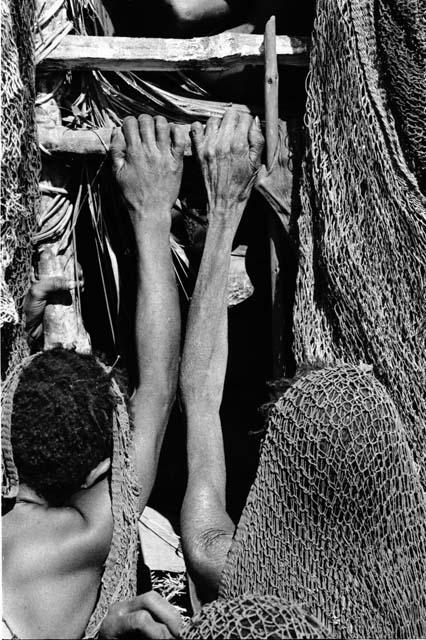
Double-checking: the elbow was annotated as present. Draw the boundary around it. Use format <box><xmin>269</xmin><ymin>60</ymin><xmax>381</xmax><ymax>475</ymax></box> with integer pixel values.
<box><xmin>182</xmin><ymin>533</ymin><xmax>223</xmax><ymax>602</ymax></box>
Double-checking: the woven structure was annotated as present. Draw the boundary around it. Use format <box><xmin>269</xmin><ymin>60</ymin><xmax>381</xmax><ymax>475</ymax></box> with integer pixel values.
<box><xmin>1</xmin><ymin>0</ymin><xmax>40</xmax><ymax>376</ymax></box>
<box><xmin>376</xmin><ymin>0</ymin><xmax>426</xmax><ymax>192</ymax></box>
<box><xmin>293</xmin><ymin>0</ymin><xmax>426</xmax><ymax>487</ymax></box>
<box><xmin>181</xmin><ymin>595</ymin><xmax>331</xmax><ymax>639</ymax></box>
<box><xmin>219</xmin><ymin>364</ymin><xmax>426</xmax><ymax>638</ymax></box>
<box><xmin>1</xmin><ymin>354</ymin><xmax>141</xmax><ymax>639</ymax></box>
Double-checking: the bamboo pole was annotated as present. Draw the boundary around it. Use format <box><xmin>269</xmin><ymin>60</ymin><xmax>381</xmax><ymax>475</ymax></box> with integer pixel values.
<box><xmin>264</xmin><ymin>16</ymin><xmax>284</xmax><ymax>379</ymax></box>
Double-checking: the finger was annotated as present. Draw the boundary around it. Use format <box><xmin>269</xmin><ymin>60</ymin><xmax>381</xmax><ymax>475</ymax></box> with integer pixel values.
<box><xmin>218</xmin><ymin>107</ymin><xmax>239</xmax><ymax>145</ymax></box>
<box><xmin>125</xmin><ymin>592</ymin><xmax>182</xmax><ymax>637</ymax></box>
<box><xmin>155</xmin><ymin>115</ymin><xmax>171</xmax><ymax>152</ymax></box>
<box><xmin>204</xmin><ymin>117</ymin><xmax>221</xmax><ymax>158</ymax></box>
<box><xmin>232</xmin><ymin>112</ymin><xmax>252</xmax><ymax>153</ymax></box>
<box><xmin>190</xmin><ymin>121</ymin><xmax>204</xmax><ymax>158</ymax></box>
<box><xmin>50</xmin><ymin>276</ymin><xmax>78</xmax><ymax>291</ymax></box>
<box><xmin>110</xmin><ymin>127</ymin><xmax>126</xmax><ymax>171</ymax></box>
<box><xmin>138</xmin><ymin>114</ymin><xmax>156</xmax><ymax>148</ymax></box>
<box><xmin>122</xmin><ymin>117</ymin><xmax>140</xmax><ymax>153</ymax></box>
<box><xmin>170</xmin><ymin>123</ymin><xmax>186</xmax><ymax>159</ymax></box>
<box><xmin>204</xmin><ymin>116</ymin><xmax>220</xmax><ymax>139</ymax></box>
<box><xmin>248</xmin><ymin>115</ymin><xmax>264</xmax><ymax>168</ymax></box>
<box><xmin>125</xmin><ymin>611</ymin><xmax>172</xmax><ymax>639</ymax></box>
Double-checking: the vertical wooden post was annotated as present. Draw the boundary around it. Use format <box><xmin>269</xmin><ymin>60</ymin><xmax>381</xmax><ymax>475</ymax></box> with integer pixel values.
<box><xmin>264</xmin><ymin>16</ymin><xmax>283</xmax><ymax>379</ymax></box>
<box><xmin>35</xmin><ymin>0</ymin><xmax>91</xmax><ymax>353</ymax></box>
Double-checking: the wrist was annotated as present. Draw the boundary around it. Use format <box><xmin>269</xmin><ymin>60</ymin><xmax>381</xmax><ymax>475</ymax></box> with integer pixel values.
<box><xmin>129</xmin><ymin>205</ymin><xmax>172</xmax><ymax>229</ymax></box>
<box><xmin>208</xmin><ymin>202</ymin><xmax>246</xmax><ymax>219</ymax></box>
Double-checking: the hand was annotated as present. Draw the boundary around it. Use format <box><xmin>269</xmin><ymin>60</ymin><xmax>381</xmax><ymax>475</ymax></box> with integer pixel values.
<box><xmin>255</xmin><ymin>120</ymin><xmax>292</xmax><ymax>234</ymax></box>
<box><xmin>110</xmin><ymin>115</ymin><xmax>186</xmax><ymax>226</ymax></box>
<box><xmin>24</xmin><ymin>265</ymin><xmax>84</xmax><ymax>338</ymax></box>
<box><xmin>190</xmin><ymin>108</ymin><xmax>264</xmax><ymax>230</ymax></box>
<box><xmin>99</xmin><ymin>592</ymin><xmax>183</xmax><ymax>640</ymax></box>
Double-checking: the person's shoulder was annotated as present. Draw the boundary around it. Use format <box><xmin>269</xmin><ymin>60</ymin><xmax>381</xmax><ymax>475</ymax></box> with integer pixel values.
<box><xmin>3</xmin><ymin>500</ymin><xmax>109</xmax><ymax>577</ymax></box>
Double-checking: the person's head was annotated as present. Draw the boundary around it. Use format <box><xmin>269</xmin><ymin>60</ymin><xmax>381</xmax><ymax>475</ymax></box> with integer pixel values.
<box><xmin>11</xmin><ymin>347</ymin><xmax>116</xmax><ymax>506</ymax></box>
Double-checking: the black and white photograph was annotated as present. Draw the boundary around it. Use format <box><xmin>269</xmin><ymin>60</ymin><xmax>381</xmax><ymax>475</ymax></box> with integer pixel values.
<box><xmin>1</xmin><ymin>0</ymin><xmax>425</xmax><ymax>638</ymax></box>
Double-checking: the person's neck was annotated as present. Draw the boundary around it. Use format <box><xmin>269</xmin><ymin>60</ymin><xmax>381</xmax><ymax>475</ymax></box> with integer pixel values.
<box><xmin>16</xmin><ymin>484</ymin><xmax>49</xmax><ymax>507</ymax></box>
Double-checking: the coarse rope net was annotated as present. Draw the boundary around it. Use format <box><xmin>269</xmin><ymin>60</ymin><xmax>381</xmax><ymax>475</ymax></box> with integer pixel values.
<box><xmin>375</xmin><ymin>0</ymin><xmax>426</xmax><ymax>192</ymax></box>
<box><xmin>181</xmin><ymin>595</ymin><xmax>331</xmax><ymax>639</ymax></box>
<box><xmin>1</xmin><ymin>353</ymin><xmax>141</xmax><ymax>639</ymax></box>
<box><xmin>1</xmin><ymin>0</ymin><xmax>40</xmax><ymax>376</ymax></box>
<box><xmin>219</xmin><ymin>364</ymin><xmax>426</xmax><ymax>638</ymax></box>
<box><xmin>293</xmin><ymin>0</ymin><xmax>426</xmax><ymax>487</ymax></box>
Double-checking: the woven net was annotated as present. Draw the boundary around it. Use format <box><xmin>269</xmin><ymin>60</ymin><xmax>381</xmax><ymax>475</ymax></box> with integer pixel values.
<box><xmin>181</xmin><ymin>595</ymin><xmax>331</xmax><ymax>639</ymax></box>
<box><xmin>1</xmin><ymin>0</ymin><xmax>40</xmax><ymax>375</ymax></box>
<box><xmin>219</xmin><ymin>364</ymin><xmax>426</xmax><ymax>638</ymax></box>
<box><xmin>293</xmin><ymin>0</ymin><xmax>426</xmax><ymax>487</ymax></box>
<box><xmin>375</xmin><ymin>0</ymin><xmax>426</xmax><ymax>192</ymax></box>
<box><xmin>1</xmin><ymin>354</ymin><xmax>141</xmax><ymax>638</ymax></box>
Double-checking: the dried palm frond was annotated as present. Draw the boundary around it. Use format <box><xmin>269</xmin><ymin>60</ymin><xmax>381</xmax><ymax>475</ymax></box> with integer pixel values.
<box><xmin>37</xmin><ymin>0</ymin><xmax>251</xmax><ymax>351</ymax></box>
<box><xmin>35</xmin><ymin>0</ymin><xmax>73</xmax><ymax>64</ymax></box>
<box><xmin>150</xmin><ymin>570</ymin><xmax>191</xmax><ymax>622</ymax></box>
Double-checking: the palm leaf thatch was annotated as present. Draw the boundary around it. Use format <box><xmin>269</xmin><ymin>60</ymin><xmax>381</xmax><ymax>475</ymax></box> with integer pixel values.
<box><xmin>36</xmin><ymin>0</ymin><xmax>241</xmax><ymax>353</ymax></box>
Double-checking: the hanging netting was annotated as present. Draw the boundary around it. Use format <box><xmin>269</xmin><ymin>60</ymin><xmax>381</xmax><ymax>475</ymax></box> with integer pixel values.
<box><xmin>375</xmin><ymin>0</ymin><xmax>426</xmax><ymax>192</ymax></box>
<box><xmin>219</xmin><ymin>364</ymin><xmax>426</xmax><ymax>638</ymax></box>
<box><xmin>1</xmin><ymin>0</ymin><xmax>40</xmax><ymax>376</ymax></box>
<box><xmin>181</xmin><ymin>595</ymin><xmax>331</xmax><ymax>639</ymax></box>
<box><xmin>293</xmin><ymin>0</ymin><xmax>426</xmax><ymax>487</ymax></box>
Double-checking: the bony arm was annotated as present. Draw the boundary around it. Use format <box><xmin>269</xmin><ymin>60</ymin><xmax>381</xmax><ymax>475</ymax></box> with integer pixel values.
<box><xmin>24</xmin><ymin>264</ymin><xmax>83</xmax><ymax>342</ymax></box>
<box><xmin>180</xmin><ymin>109</ymin><xmax>264</xmax><ymax>601</ymax></box>
<box><xmin>111</xmin><ymin>115</ymin><xmax>184</xmax><ymax>513</ymax></box>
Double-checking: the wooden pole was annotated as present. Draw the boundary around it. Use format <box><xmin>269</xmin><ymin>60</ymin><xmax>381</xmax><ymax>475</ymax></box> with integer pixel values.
<box><xmin>39</xmin><ymin>33</ymin><xmax>308</xmax><ymax>71</ymax></box>
<box><xmin>265</xmin><ymin>17</ymin><xmax>279</xmax><ymax>171</ymax></box>
<box><xmin>264</xmin><ymin>16</ymin><xmax>284</xmax><ymax>379</ymax></box>
<box><xmin>35</xmin><ymin>0</ymin><xmax>91</xmax><ymax>354</ymax></box>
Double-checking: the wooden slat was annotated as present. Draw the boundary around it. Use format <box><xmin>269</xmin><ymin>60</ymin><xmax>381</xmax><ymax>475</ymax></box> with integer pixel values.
<box><xmin>39</xmin><ymin>33</ymin><xmax>309</xmax><ymax>71</ymax></box>
<box><xmin>38</xmin><ymin>124</ymin><xmax>196</xmax><ymax>156</ymax></box>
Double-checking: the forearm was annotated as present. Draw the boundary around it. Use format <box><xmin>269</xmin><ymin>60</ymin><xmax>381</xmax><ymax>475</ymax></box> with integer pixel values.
<box><xmin>181</xmin><ymin>216</ymin><xmax>233</xmax><ymax>495</ymax></box>
<box><xmin>133</xmin><ymin>217</ymin><xmax>180</xmax><ymax>398</ymax></box>
<box><xmin>180</xmin><ymin>215</ymin><xmax>236</xmax><ymax>409</ymax></box>
<box><xmin>182</xmin><ymin>360</ymin><xmax>235</xmax><ymax>600</ymax></box>
<box><xmin>180</xmin><ymin>214</ymin><xmax>238</xmax><ymax>597</ymax></box>
<box><xmin>131</xmin><ymin>214</ymin><xmax>181</xmax><ymax>503</ymax></box>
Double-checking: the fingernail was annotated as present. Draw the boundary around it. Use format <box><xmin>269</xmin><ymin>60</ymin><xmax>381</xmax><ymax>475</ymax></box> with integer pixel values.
<box><xmin>254</xmin><ymin>116</ymin><xmax>261</xmax><ymax>128</ymax></box>
<box><xmin>67</xmin><ymin>280</ymin><xmax>77</xmax><ymax>288</ymax></box>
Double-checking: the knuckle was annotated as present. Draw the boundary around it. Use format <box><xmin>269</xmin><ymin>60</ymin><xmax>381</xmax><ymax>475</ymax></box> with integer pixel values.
<box><xmin>231</xmin><ymin>141</ymin><xmax>246</xmax><ymax>154</ymax></box>
<box><xmin>216</xmin><ymin>144</ymin><xmax>230</xmax><ymax>158</ymax></box>
<box><xmin>205</xmin><ymin>146</ymin><xmax>215</xmax><ymax>161</ymax></box>
<box><xmin>135</xmin><ymin>609</ymin><xmax>149</xmax><ymax>625</ymax></box>
<box><xmin>191</xmin><ymin>122</ymin><xmax>202</xmax><ymax>136</ymax></box>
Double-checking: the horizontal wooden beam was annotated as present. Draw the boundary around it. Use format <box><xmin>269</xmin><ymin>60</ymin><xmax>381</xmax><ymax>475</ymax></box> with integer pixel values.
<box><xmin>39</xmin><ymin>34</ymin><xmax>309</xmax><ymax>71</ymax></box>
<box><xmin>38</xmin><ymin>124</ymin><xmax>196</xmax><ymax>156</ymax></box>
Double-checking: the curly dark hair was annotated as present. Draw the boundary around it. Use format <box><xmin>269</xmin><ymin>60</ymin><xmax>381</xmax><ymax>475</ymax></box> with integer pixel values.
<box><xmin>11</xmin><ymin>347</ymin><xmax>116</xmax><ymax>505</ymax></box>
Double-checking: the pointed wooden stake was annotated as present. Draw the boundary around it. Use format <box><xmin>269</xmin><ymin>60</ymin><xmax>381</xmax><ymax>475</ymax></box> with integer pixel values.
<box><xmin>264</xmin><ymin>15</ymin><xmax>284</xmax><ymax>379</ymax></box>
